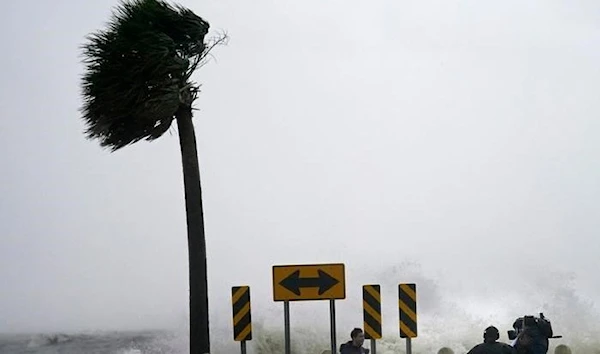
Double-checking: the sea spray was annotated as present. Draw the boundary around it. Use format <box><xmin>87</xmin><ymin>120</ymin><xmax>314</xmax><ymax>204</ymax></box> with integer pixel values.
<box><xmin>203</xmin><ymin>262</ymin><xmax>600</xmax><ymax>354</ymax></box>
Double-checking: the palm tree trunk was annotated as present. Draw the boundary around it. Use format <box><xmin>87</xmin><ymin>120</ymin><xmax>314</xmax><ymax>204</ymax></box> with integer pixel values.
<box><xmin>176</xmin><ymin>105</ymin><xmax>210</xmax><ymax>354</ymax></box>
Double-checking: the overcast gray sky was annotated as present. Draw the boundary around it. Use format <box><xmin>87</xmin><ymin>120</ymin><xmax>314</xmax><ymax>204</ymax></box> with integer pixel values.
<box><xmin>1</xmin><ymin>0</ymin><xmax>599</xmax><ymax>335</ymax></box>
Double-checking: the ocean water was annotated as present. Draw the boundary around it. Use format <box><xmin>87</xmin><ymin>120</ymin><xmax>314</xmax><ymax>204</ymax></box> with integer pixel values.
<box><xmin>1</xmin><ymin>327</ymin><xmax>598</xmax><ymax>354</ymax></box>
<box><xmin>0</xmin><ymin>331</ymin><xmax>185</xmax><ymax>354</ymax></box>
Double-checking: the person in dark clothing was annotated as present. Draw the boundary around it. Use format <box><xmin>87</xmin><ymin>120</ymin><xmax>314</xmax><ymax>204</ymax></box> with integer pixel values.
<box><xmin>467</xmin><ymin>326</ymin><xmax>517</xmax><ymax>354</ymax></box>
<box><xmin>513</xmin><ymin>327</ymin><xmax>550</xmax><ymax>354</ymax></box>
<box><xmin>339</xmin><ymin>328</ymin><xmax>369</xmax><ymax>354</ymax></box>
<box><xmin>512</xmin><ymin>316</ymin><xmax>551</xmax><ymax>354</ymax></box>
<box><xmin>513</xmin><ymin>328</ymin><xmax>534</xmax><ymax>354</ymax></box>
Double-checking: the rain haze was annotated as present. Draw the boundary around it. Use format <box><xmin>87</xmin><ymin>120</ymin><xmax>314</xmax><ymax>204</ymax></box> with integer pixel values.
<box><xmin>1</xmin><ymin>0</ymin><xmax>599</xmax><ymax>352</ymax></box>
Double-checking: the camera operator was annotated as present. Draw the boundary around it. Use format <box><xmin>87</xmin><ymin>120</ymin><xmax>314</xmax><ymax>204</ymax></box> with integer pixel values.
<box><xmin>467</xmin><ymin>326</ymin><xmax>516</xmax><ymax>354</ymax></box>
<box><xmin>512</xmin><ymin>315</ymin><xmax>553</xmax><ymax>354</ymax></box>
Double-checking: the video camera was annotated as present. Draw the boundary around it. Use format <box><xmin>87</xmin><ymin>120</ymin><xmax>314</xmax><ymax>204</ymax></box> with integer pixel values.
<box><xmin>507</xmin><ymin>313</ymin><xmax>561</xmax><ymax>340</ymax></box>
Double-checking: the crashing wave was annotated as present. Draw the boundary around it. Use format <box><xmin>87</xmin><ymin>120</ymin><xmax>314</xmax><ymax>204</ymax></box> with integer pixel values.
<box><xmin>26</xmin><ymin>333</ymin><xmax>71</xmax><ymax>348</ymax></box>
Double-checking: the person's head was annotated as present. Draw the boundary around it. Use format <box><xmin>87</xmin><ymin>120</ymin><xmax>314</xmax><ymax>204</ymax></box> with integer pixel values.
<box><xmin>438</xmin><ymin>347</ymin><xmax>455</xmax><ymax>354</ymax></box>
<box><xmin>483</xmin><ymin>326</ymin><xmax>500</xmax><ymax>343</ymax></box>
<box><xmin>554</xmin><ymin>344</ymin><xmax>572</xmax><ymax>354</ymax></box>
<box><xmin>350</xmin><ymin>328</ymin><xmax>365</xmax><ymax>346</ymax></box>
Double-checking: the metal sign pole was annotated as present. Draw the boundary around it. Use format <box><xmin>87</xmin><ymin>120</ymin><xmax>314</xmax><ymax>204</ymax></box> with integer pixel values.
<box><xmin>399</xmin><ymin>283</ymin><xmax>417</xmax><ymax>354</ymax></box>
<box><xmin>329</xmin><ymin>299</ymin><xmax>337</xmax><ymax>354</ymax></box>
<box><xmin>232</xmin><ymin>286</ymin><xmax>252</xmax><ymax>351</ymax></box>
<box><xmin>284</xmin><ymin>300</ymin><xmax>291</xmax><ymax>354</ymax></box>
<box><xmin>272</xmin><ymin>264</ymin><xmax>346</xmax><ymax>354</ymax></box>
<box><xmin>363</xmin><ymin>284</ymin><xmax>382</xmax><ymax>352</ymax></box>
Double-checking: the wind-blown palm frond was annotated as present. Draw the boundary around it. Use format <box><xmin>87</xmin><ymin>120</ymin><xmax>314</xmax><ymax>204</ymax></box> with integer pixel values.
<box><xmin>80</xmin><ymin>0</ymin><xmax>210</xmax><ymax>151</ymax></box>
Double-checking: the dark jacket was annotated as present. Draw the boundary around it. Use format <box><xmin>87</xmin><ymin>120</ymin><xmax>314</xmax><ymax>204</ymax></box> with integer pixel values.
<box><xmin>513</xmin><ymin>329</ymin><xmax>549</xmax><ymax>354</ymax></box>
<box><xmin>339</xmin><ymin>341</ymin><xmax>370</xmax><ymax>354</ymax></box>
<box><xmin>467</xmin><ymin>342</ymin><xmax>517</xmax><ymax>354</ymax></box>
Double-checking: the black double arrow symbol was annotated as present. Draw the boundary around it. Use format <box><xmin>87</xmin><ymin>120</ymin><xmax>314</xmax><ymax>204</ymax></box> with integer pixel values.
<box><xmin>279</xmin><ymin>270</ymin><xmax>339</xmax><ymax>295</ymax></box>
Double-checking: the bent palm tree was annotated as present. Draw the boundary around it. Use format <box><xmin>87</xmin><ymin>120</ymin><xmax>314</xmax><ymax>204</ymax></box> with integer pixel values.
<box><xmin>79</xmin><ymin>0</ymin><xmax>226</xmax><ymax>352</ymax></box>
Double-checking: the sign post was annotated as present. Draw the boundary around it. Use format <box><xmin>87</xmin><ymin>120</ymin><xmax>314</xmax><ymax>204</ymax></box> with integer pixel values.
<box><xmin>273</xmin><ymin>263</ymin><xmax>346</xmax><ymax>354</ymax></box>
<box><xmin>330</xmin><ymin>299</ymin><xmax>337</xmax><ymax>354</ymax></box>
<box><xmin>231</xmin><ymin>286</ymin><xmax>252</xmax><ymax>354</ymax></box>
<box><xmin>363</xmin><ymin>284</ymin><xmax>382</xmax><ymax>354</ymax></box>
<box><xmin>284</xmin><ymin>301</ymin><xmax>291</xmax><ymax>354</ymax></box>
<box><xmin>398</xmin><ymin>283</ymin><xmax>417</xmax><ymax>354</ymax></box>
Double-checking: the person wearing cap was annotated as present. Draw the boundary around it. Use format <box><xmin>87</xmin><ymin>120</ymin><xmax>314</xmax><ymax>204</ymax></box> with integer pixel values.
<box><xmin>467</xmin><ymin>326</ymin><xmax>517</xmax><ymax>354</ymax></box>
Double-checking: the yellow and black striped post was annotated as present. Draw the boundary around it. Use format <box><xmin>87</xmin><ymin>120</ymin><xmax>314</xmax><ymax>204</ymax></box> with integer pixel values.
<box><xmin>363</xmin><ymin>285</ymin><xmax>382</xmax><ymax>354</ymax></box>
<box><xmin>232</xmin><ymin>286</ymin><xmax>252</xmax><ymax>354</ymax></box>
<box><xmin>399</xmin><ymin>283</ymin><xmax>417</xmax><ymax>354</ymax></box>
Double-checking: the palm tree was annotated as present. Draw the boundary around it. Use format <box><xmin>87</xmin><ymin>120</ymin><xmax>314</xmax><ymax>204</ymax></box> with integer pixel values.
<box><xmin>79</xmin><ymin>0</ymin><xmax>226</xmax><ymax>352</ymax></box>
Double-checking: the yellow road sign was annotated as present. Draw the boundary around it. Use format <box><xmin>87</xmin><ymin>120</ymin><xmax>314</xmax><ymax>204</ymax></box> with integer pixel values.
<box><xmin>399</xmin><ymin>283</ymin><xmax>417</xmax><ymax>338</ymax></box>
<box><xmin>363</xmin><ymin>284</ymin><xmax>382</xmax><ymax>339</ymax></box>
<box><xmin>272</xmin><ymin>263</ymin><xmax>346</xmax><ymax>301</ymax></box>
<box><xmin>232</xmin><ymin>286</ymin><xmax>252</xmax><ymax>341</ymax></box>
